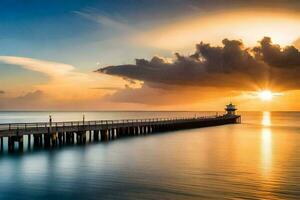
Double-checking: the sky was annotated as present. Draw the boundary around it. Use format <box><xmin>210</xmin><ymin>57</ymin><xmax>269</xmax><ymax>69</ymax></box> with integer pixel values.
<box><xmin>1</xmin><ymin>0</ymin><xmax>300</xmax><ymax>111</ymax></box>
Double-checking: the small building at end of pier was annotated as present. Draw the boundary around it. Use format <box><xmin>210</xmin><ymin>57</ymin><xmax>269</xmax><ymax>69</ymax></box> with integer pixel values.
<box><xmin>225</xmin><ymin>103</ymin><xmax>237</xmax><ymax>116</ymax></box>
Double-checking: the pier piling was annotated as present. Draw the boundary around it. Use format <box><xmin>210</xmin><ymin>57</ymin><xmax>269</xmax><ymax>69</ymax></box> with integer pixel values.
<box><xmin>93</xmin><ymin>130</ymin><xmax>100</xmax><ymax>141</ymax></box>
<box><xmin>28</xmin><ymin>134</ymin><xmax>31</xmax><ymax>149</ymax></box>
<box><xmin>8</xmin><ymin>137</ymin><xmax>14</xmax><ymax>152</ymax></box>
<box><xmin>0</xmin><ymin>137</ymin><xmax>3</xmax><ymax>152</ymax></box>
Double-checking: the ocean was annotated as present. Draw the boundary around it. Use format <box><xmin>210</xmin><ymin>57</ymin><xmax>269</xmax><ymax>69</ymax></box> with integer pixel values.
<box><xmin>0</xmin><ymin>111</ymin><xmax>299</xmax><ymax>199</ymax></box>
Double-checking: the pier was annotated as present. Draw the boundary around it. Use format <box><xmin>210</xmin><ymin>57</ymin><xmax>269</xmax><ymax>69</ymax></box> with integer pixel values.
<box><xmin>0</xmin><ymin>104</ymin><xmax>241</xmax><ymax>153</ymax></box>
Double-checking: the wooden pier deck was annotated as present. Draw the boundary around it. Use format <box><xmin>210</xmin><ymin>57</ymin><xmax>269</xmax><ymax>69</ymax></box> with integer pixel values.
<box><xmin>0</xmin><ymin>114</ymin><xmax>241</xmax><ymax>153</ymax></box>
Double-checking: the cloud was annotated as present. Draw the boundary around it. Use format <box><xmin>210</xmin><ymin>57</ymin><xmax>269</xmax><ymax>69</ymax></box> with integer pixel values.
<box><xmin>97</xmin><ymin>37</ymin><xmax>300</xmax><ymax>109</ymax></box>
<box><xmin>294</xmin><ymin>38</ymin><xmax>300</xmax><ymax>49</ymax></box>
<box><xmin>74</xmin><ymin>9</ymin><xmax>132</xmax><ymax>32</ymax></box>
<box><xmin>105</xmin><ymin>83</ymin><xmax>235</xmax><ymax>106</ymax></box>
<box><xmin>136</xmin><ymin>8</ymin><xmax>300</xmax><ymax>51</ymax></box>
<box><xmin>98</xmin><ymin>37</ymin><xmax>300</xmax><ymax>92</ymax></box>
<box><xmin>90</xmin><ymin>86</ymin><xmax>123</xmax><ymax>91</ymax></box>
<box><xmin>0</xmin><ymin>90</ymin><xmax>47</xmax><ymax>110</ymax></box>
<box><xmin>254</xmin><ymin>37</ymin><xmax>300</xmax><ymax>68</ymax></box>
<box><xmin>0</xmin><ymin>56</ymin><xmax>127</xmax><ymax>101</ymax></box>
<box><xmin>0</xmin><ymin>90</ymin><xmax>4</xmax><ymax>94</ymax></box>
<box><xmin>16</xmin><ymin>90</ymin><xmax>44</xmax><ymax>101</ymax></box>
<box><xmin>0</xmin><ymin>56</ymin><xmax>74</xmax><ymax>78</ymax></box>
<box><xmin>98</xmin><ymin>39</ymin><xmax>260</xmax><ymax>88</ymax></box>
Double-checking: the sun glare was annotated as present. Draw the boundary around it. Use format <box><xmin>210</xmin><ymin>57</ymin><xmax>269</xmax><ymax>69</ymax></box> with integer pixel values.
<box><xmin>259</xmin><ymin>90</ymin><xmax>273</xmax><ymax>101</ymax></box>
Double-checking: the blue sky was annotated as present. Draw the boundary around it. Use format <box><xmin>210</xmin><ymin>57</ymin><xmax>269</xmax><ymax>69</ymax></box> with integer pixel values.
<box><xmin>0</xmin><ymin>0</ymin><xmax>194</xmax><ymax>68</ymax></box>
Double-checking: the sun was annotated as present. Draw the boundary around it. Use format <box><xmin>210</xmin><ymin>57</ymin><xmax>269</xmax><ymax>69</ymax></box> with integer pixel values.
<box><xmin>259</xmin><ymin>90</ymin><xmax>273</xmax><ymax>101</ymax></box>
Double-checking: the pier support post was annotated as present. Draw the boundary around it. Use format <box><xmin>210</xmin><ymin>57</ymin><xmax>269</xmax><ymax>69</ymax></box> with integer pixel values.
<box><xmin>58</xmin><ymin>132</ymin><xmax>63</xmax><ymax>146</ymax></box>
<box><xmin>28</xmin><ymin>134</ymin><xmax>31</xmax><ymax>149</ymax></box>
<box><xmin>113</xmin><ymin>129</ymin><xmax>117</xmax><ymax>138</ymax></box>
<box><xmin>119</xmin><ymin>127</ymin><xmax>124</xmax><ymax>136</ymax></box>
<box><xmin>115</xmin><ymin>128</ymin><xmax>119</xmax><ymax>137</ymax></box>
<box><xmin>51</xmin><ymin>133</ymin><xmax>58</xmax><ymax>147</ymax></box>
<box><xmin>133</xmin><ymin>127</ymin><xmax>136</xmax><ymax>135</ymax></box>
<box><xmin>70</xmin><ymin>132</ymin><xmax>74</xmax><ymax>144</ymax></box>
<box><xmin>0</xmin><ymin>137</ymin><xmax>3</xmax><ymax>152</ymax></box>
<box><xmin>109</xmin><ymin>129</ymin><xmax>113</xmax><ymax>140</ymax></box>
<box><xmin>126</xmin><ymin>127</ymin><xmax>130</xmax><ymax>136</ymax></box>
<box><xmin>82</xmin><ymin>132</ymin><xmax>86</xmax><ymax>144</ymax></box>
<box><xmin>18</xmin><ymin>136</ymin><xmax>24</xmax><ymax>151</ymax></box>
<box><xmin>44</xmin><ymin>134</ymin><xmax>51</xmax><ymax>148</ymax></box>
<box><xmin>111</xmin><ymin>129</ymin><xmax>115</xmax><ymax>139</ymax></box>
<box><xmin>76</xmin><ymin>132</ymin><xmax>86</xmax><ymax>144</ymax></box>
<box><xmin>128</xmin><ymin>127</ymin><xmax>133</xmax><ymax>136</ymax></box>
<box><xmin>116</xmin><ymin>128</ymin><xmax>121</xmax><ymax>138</ymax></box>
<box><xmin>34</xmin><ymin>135</ymin><xmax>38</xmax><ymax>147</ymax></box>
<box><xmin>152</xmin><ymin>125</ymin><xmax>156</xmax><ymax>132</ymax></box>
<box><xmin>100</xmin><ymin>130</ymin><xmax>109</xmax><ymax>141</ymax></box>
<box><xmin>122</xmin><ymin>127</ymin><xmax>127</xmax><ymax>136</ymax></box>
<box><xmin>66</xmin><ymin>132</ymin><xmax>73</xmax><ymax>144</ymax></box>
<box><xmin>8</xmin><ymin>136</ymin><xmax>14</xmax><ymax>152</ymax></box>
<box><xmin>65</xmin><ymin>133</ymin><xmax>68</xmax><ymax>144</ymax></box>
<box><xmin>93</xmin><ymin>130</ymin><xmax>99</xmax><ymax>141</ymax></box>
<box><xmin>62</xmin><ymin>132</ymin><xmax>66</xmax><ymax>144</ymax></box>
<box><xmin>76</xmin><ymin>133</ymin><xmax>81</xmax><ymax>144</ymax></box>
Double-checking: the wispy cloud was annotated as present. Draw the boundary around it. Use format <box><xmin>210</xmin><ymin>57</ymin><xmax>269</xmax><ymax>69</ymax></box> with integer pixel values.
<box><xmin>0</xmin><ymin>56</ymin><xmax>128</xmax><ymax>101</ymax></box>
<box><xmin>74</xmin><ymin>9</ymin><xmax>132</xmax><ymax>32</ymax></box>
<box><xmin>0</xmin><ymin>56</ymin><xmax>74</xmax><ymax>79</ymax></box>
<box><xmin>136</xmin><ymin>9</ymin><xmax>300</xmax><ymax>50</ymax></box>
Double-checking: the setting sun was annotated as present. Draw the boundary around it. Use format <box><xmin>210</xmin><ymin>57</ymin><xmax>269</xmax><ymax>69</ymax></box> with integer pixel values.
<box><xmin>259</xmin><ymin>90</ymin><xmax>273</xmax><ymax>101</ymax></box>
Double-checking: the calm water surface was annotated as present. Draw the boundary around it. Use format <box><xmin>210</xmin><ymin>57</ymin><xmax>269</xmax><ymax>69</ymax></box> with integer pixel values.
<box><xmin>0</xmin><ymin>111</ymin><xmax>300</xmax><ymax>199</ymax></box>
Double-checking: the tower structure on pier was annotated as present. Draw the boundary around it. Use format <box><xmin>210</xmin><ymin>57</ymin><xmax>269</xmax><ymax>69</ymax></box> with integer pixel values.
<box><xmin>225</xmin><ymin>103</ymin><xmax>237</xmax><ymax>116</ymax></box>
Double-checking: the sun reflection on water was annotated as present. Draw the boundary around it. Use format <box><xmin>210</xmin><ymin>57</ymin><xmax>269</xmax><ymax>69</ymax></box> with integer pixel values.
<box><xmin>262</xmin><ymin>111</ymin><xmax>271</xmax><ymax>127</ymax></box>
<box><xmin>261</xmin><ymin>112</ymin><xmax>273</xmax><ymax>176</ymax></box>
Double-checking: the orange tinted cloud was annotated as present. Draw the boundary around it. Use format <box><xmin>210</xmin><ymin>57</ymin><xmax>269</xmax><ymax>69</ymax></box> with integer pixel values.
<box><xmin>0</xmin><ymin>56</ymin><xmax>129</xmax><ymax>101</ymax></box>
<box><xmin>99</xmin><ymin>37</ymin><xmax>300</xmax><ymax>92</ymax></box>
<box><xmin>96</xmin><ymin>37</ymin><xmax>300</xmax><ymax>110</ymax></box>
<box><xmin>136</xmin><ymin>9</ymin><xmax>300</xmax><ymax>50</ymax></box>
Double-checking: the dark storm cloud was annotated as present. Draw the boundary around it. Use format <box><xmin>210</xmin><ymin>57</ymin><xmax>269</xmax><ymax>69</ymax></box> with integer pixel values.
<box><xmin>97</xmin><ymin>37</ymin><xmax>300</xmax><ymax>91</ymax></box>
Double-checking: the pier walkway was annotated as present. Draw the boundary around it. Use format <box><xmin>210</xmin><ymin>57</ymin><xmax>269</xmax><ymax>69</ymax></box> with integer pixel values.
<box><xmin>0</xmin><ymin>114</ymin><xmax>241</xmax><ymax>153</ymax></box>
